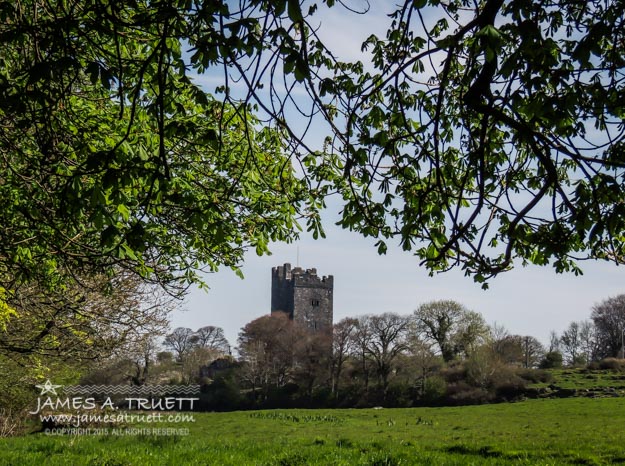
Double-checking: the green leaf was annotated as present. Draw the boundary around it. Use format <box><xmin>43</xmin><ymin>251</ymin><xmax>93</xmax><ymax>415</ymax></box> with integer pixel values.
<box><xmin>117</xmin><ymin>204</ymin><xmax>130</xmax><ymax>222</ymax></box>
<box><xmin>287</xmin><ymin>0</ymin><xmax>303</xmax><ymax>22</ymax></box>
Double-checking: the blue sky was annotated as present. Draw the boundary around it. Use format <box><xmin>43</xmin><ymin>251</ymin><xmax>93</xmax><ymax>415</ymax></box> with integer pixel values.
<box><xmin>171</xmin><ymin>1</ymin><xmax>625</xmax><ymax>349</ymax></box>
<box><xmin>171</xmin><ymin>216</ymin><xmax>625</xmax><ymax>349</ymax></box>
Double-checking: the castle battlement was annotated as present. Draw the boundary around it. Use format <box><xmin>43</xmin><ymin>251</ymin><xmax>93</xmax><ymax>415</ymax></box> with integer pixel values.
<box><xmin>271</xmin><ymin>263</ymin><xmax>333</xmax><ymax>333</ymax></box>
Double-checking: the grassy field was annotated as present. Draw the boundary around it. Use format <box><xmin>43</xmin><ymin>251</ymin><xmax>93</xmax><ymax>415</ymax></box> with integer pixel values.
<box><xmin>2</xmin><ymin>397</ymin><xmax>625</xmax><ymax>465</ymax></box>
<box><xmin>530</xmin><ymin>367</ymin><xmax>625</xmax><ymax>390</ymax></box>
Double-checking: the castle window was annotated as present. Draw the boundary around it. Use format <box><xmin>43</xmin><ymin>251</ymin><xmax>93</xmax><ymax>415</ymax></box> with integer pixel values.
<box><xmin>311</xmin><ymin>299</ymin><xmax>320</xmax><ymax>307</ymax></box>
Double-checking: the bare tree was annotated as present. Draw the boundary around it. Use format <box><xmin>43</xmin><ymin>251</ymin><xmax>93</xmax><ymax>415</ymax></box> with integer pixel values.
<box><xmin>365</xmin><ymin>313</ymin><xmax>411</xmax><ymax>398</ymax></box>
<box><xmin>350</xmin><ymin>316</ymin><xmax>374</xmax><ymax>395</ymax></box>
<box><xmin>521</xmin><ymin>336</ymin><xmax>546</xmax><ymax>369</ymax></box>
<box><xmin>489</xmin><ymin>322</ymin><xmax>510</xmax><ymax>344</ymax></box>
<box><xmin>560</xmin><ymin>322</ymin><xmax>583</xmax><ymax>365</ymax></box>
<box><xmin>548</xmin><ymin>331</ymin><xmax>561</xmax><ymax>353</ymax></box>
<box><xmin>591</xmin><ymin>295</ymin><xmax>625</xmax><ymax>358</ymax></box>
<box><xmin>330</xmin><ymin>317</ymin><xmax>357</xmax><ymax>397</ymax></box>
<box><xmin>491</xmin><ymin>334</ymin><xmax>524</xmax><ymax>366</ymax></box>
<box><xmin>237</xmin><ymin>313</ymin><xmax>300</xmax><ymax>396</ymax></box>
<box><xmin>193</xmin><ymin>326</ymin><xmax>230</xmax><ymax>355</ymax></box>
<box><xmin>164</xmin><ymin>327</ymin><xmax>196</xmax><ymax>361</ymax></box>
<box><xmin>579</xmin><ymin>321</ymin><xmax>598</xmax><ymax>364</ymax></box>
<box><xmin>487</xmin><ymin>316</ymin><xmax>545</xmax><ymax>368</ymax></box>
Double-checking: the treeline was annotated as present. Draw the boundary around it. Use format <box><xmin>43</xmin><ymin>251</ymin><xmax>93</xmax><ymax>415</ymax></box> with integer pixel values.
<box><xmin>80</xmin><ymin>294</ymin><xmax>625</xmax><ymax>410</ymax></box>
<box><xmin>548</xmin><ymin>295</ymin><xmax>625</xmax><ymax>365</ymax></box>
<box><xmin>205</xmin><ymin>301</ymin><xmax>547</xmax><ymax>409</ymax></box>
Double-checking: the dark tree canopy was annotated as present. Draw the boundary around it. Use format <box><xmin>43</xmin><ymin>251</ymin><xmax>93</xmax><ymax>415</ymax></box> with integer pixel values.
<box><xmin>213</xmin><ymin>0</ymin><xmax>625</xmax><ymax>285</ymax></box>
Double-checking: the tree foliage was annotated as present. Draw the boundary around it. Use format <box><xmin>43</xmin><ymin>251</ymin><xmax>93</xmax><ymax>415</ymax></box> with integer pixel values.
<box><xmin>415</xmin><ymin>300</ymin><xmax>488</xmax><ymax>362</ymax></box>
<box><xmin>0</xmin><ymin>0</ymin><xmax>312</xmax><ymax>296</ymax></box>
<box><xmin>207</xmin><ymin>0</ymin><xmax>625</xmax><ymax>284</ymax></box>
<box><xmin>3</xmin><ymin>0</ymin><xmax>624</xmax><ymax>298</ymax></box>
<box><xmin>1</xmin><ymin>271</ymin><xmax>171</xmax><ymax>359</ymax></box>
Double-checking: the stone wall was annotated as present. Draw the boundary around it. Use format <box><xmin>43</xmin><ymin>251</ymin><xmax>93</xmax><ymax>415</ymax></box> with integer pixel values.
<box><xmin>271</xmin><ymin>263</ymin><xmax>333</xmax><ymax>332</ymax></box>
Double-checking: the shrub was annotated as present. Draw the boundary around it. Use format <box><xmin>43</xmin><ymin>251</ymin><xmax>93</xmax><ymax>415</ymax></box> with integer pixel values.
<box><xmin>199</xmin><ymin>373</ymin><xmax>242</xmax><ymax>411</ymax></box>
<box><xmin>572</xmin><ymin>355</ymin><xmax>588</xmax><ymax>367</ymax></box>
<box><xmin>421</xmin><ymin>376</ymin><xmax>447</xmax><ymax>404</ymax></box>
<box><xmin>334</xmin><ymin>384</ymin><xmax>366</xmax><ymax>408</ymax></box>
<box><xmin>491</xmin><ymin>368</ymin><xmax>524</xmax><ymax>386</ymax></box>
<box><xmin>598</xmin><ymin>358</ymin><xmax>625</xmax><ymax>372</ymax></box>
<box><xmin>516</xmin><ymin>368</ymin><xmax>553</xmax><ymax>384</ymax></box>
<box><xmin>383</xmin><ymin>383</ymin><xmax>412</xmax><ymax>408</ymax></box>
<box><xmin>0</xmin><ymin>410</ymin><xmax>25</xmax><ymax>438</ymax></box>
<box><xmin>587</xmin><ymin>361</ymin><xmax>601</xmax><ymax>370</ymax></box>
<box><xmin>476</xmin><ymin>366</ymin><xmax>527</xmax><ymax>401</ymax></box>
<box><xmin>494</xmin><ymin>377</ymin><xmax>526</xmax><ymax>401</ymax></box>
<box><xmin>446</xmin><ymin>382</ymin><xmax>493</xmax><ymax>405</ymax></box>
<box><xmin>439</xmin><ymin>363</ymin><xmax>467</xmax><ymax>383</ymax></box>
<box><xmin>539</xmin><ymin>352</ymin><xmax>563</xmax><ymax>369</ymax></box>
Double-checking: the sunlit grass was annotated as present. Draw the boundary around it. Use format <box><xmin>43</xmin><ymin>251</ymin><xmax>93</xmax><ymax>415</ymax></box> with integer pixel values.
<box><xmin>2</xmin><ymin>398</ymin><xmax>624</xmax><ymax>465</ymax></box>
<box><xmin>531</xmin><ymin>367</ymin><xmax>625</xmax><ymax>390</ymax></box>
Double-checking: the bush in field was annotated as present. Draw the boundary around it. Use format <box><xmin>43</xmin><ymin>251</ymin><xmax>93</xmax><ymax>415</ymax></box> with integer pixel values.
<box><xmin>488</xmin><ymin>365</ymin><xmax>523</xmax><ymax>385</ymax></box>
<box><xmin>200</xmin><ymin>373</ymin><xmax>243</xmax><ymax>412</ymax></box>
<box><xmin>516</xmin><ymin>369</ymin><xmax>553</xmax><ymax>384</ymax></box>
<box><xmin>540</xmin><ymin>352</ymin><xmax>564</xmax><ymax>369</ymax></box>
<box><xmin>0</xmin><ymin>410</ymin><xmax>25</xmax><ymax>438</ymax></box>
<box><xmin>422</xmin><ymin>376</ymin><xmax>447</xmax><ymax>404</ymax></box>
<box><xmin>382</xmin><ymin>383</ymin><xmax>413</xmax><ymax>408</ymax></box>
<box><xmin>333</xmin><ymin>384</ymin><xmax>365</xmax><ymax>409</ymax></box>
<box><xmin>572</xmin><ymin>355</ymin><xmax>588</xmax><ymax>367</ymax></box>
<box><xmin>598</xmin><ymin>358</ymin><xmax>625</xmax><ymax>372</ymax></box>
<box><xmin>446</xmin><ymin>381</ymin><xmax>493</xmax><ymax>405</ymax></box>
<box><xmin>587</xmin><ymin>360</ymin><xmax>601</xmax><ymax>370</ymax></box>
<box><xmin>428</xmin><ymin>347</ymin><xmax>547</xmax><ymax>404</ymax></box>
<box><xmin>493</xmin><ymin>375</ymin><xmax>527</xmax><ymax>401</ymax></box>
<box><xmin>439</xmin><ymin>363</ymin><xmax>467</xmax><ymax>384</ymax></box>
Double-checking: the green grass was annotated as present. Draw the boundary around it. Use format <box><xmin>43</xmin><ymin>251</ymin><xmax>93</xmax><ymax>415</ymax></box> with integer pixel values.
<box><xmin>2</xmin><ymin>398</ymin><xmax>625</xmax><ymax>465</ymax></box>
<box><xmin>531</xmin><ymin>368</ymin><xmax>625</xmax><ymax>390</ymax></box>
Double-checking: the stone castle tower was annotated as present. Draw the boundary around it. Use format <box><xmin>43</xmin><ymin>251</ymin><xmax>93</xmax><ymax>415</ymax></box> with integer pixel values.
<box><xmin>271</xmin><ymin>263</ymin><xmax>333</xmax><ymax>333</ymax></box>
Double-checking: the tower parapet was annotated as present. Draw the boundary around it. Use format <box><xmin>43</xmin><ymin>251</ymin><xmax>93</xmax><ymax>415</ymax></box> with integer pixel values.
<box><xmin>271</xmin><ymin>263</ymin><xmax>333</xmax><ymax>333</ymax></box>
